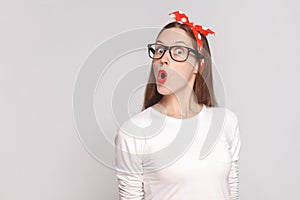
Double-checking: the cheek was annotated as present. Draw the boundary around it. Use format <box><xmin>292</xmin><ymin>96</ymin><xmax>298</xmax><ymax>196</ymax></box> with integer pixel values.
<box><xmin>187</xmin><ymin>55</ymin><xmax>199</xmax><ymax>68</ymax></box>
<box><xmin>173</xmin><ymin>64</ymin><xmax>194</xmax><ymax>80</ymax></box>
<box><xmin>152</xmin><ymin>62</ymin><xmax>194</xmax><ymax>83</ymax></box>
<box><xmin>152</xmin><ymin>63</ymin><xmax>160</xmax><ymax>78</ymax></box>
<box><xmin>165</xmin><ymin>66</ymin><xmax>194</xmax><ymax>91</ymax></box>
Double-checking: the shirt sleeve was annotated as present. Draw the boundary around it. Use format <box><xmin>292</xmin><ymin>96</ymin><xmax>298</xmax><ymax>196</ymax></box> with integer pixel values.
<box><xmin>114</xmin><ymin>127</ymin><xmax>145</xmax><ymax>200</ymax></box>
<box><xmin>228</xmin><ymin>116</ymin><xmax>242</xmax><ymax>200</ymax></box>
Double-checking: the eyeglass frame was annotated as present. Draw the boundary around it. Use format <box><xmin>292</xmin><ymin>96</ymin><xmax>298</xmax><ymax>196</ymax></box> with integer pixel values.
<box><xmin>147</xmin><ymin>43</ymin><xmax>204</xmax><ymax>62</ymax></box>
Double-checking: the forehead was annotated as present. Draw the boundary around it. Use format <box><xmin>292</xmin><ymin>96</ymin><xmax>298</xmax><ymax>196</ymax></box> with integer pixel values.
<box><xmin>156</xmin><ymin>27</ymin><xmax>194</xmax><ymax>46</ymax></box>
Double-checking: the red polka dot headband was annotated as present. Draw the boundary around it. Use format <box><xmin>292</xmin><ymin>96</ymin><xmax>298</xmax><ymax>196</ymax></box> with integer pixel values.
<box><xmin>169</xmin><ymin>10</ymin><xmax>215</xmax><ymax>53</ymax></box>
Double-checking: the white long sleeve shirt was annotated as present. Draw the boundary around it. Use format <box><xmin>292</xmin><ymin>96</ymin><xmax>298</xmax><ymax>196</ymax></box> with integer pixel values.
<box><xmin>114</xmin><ymin>104</ymin><xmax>242</xmax><ymax>199</ymax></box>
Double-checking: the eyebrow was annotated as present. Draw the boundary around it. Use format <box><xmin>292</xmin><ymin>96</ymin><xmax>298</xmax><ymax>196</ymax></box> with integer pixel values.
<box><xmin>174</xmin><ymin>41</ymin><xmax>189</xmax><ymax>45</ymax></box>
<box><xmin>156</xmin><ymin>40</ymin><xmax>189</xmax><ymax>46</ymax></box>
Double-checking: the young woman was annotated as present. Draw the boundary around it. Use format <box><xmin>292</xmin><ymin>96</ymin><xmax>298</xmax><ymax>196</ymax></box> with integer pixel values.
<box><xmin>114</xmin><ymin>10</ymin><xmax>241</xmax><ymax>200</ymax></box>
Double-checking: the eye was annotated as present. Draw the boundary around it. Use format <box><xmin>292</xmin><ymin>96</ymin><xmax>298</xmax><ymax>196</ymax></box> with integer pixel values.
<box><xmin>157</xmin><ymin>48</ymin><xmax>164</xmax><ymax>54</ymax></box>
<box><xmin>149</xmin><ymin>47</ymin><xmax>155</xmax><ymax>54</ymax></box>
<box><xmin>155</xmin><ymin>46</ymin><xmax>165</xmax><ymax>54</ymax></box>
<box><xmin>173</xmin><ymin>47</ymin><xmax>186</xmax><ymax>55</ymax></box>
<box><xmin>175</xmin><ymin>48</ymin><xmax>183</xmax><ymax>54</ymax></box>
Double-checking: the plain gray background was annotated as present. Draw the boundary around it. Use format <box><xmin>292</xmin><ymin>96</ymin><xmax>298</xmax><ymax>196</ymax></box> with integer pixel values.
<box><xmin>1</xmin><ymin>0</ymin><xmax>299</xmax><ymax>199</ymax></box>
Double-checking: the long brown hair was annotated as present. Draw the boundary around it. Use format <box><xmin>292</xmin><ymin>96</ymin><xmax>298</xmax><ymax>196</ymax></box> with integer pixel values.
<box><xmin>142</xmin><ymin>22</ymin><xmax>218</xmax><ymax>111</ymax></box>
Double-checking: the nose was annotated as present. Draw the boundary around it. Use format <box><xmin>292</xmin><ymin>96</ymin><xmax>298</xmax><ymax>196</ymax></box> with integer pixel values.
<box><xmin>160</xmin><ymin>50</ymin><xmax>171</xmax><ymax>65</ymax></box>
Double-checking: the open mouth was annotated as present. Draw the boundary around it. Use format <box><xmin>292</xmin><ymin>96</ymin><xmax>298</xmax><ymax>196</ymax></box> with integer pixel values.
<box><xmin>157</xmin><ymin>69</ymin><xmax>168</xmax><ymax>83</ymax></box>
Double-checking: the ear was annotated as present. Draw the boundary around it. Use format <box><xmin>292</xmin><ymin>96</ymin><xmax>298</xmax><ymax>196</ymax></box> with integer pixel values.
<box><xmin>194</xmin><ymin>59</ymin><xmax>204</xmax><ymax>74</ymax></box>
<box><xmin>193</xmin><ymin>65</ymin><xmax>198</xmax><ymax>74</ymax></box>
<box><xmin>199</xmin><ymin>59</ymin><xmax>205</xmax><ymax>74</ymax></box>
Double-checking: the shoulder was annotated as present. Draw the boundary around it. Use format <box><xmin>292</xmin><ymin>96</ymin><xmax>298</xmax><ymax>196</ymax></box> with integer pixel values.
<box><xmin>129</xmin><ymin>107</ymin><xmax>153</xmax><ymax>128</ymax></box>
<box><xmin>223</xmin><ymin>107</ymin><xmax>240</xmax><ymax>144</ymax></box>
<box><xmin>207</xmin><ymin>106</ymin><xmax>240</xmax><ymax>142</ymax></box>
<box><xmin>207</xmin><ymin>105</ymin><xmax>239</xmax><ymax>125</ymax></box>
<box><xmin>114</xmin><ymin>107</ymin><xmax>152</xmax><ymax>147</ymax></box>
<box><xmin>224</xmin><ymin>107</ymin><xmax>239</xmax><ymax>125</ymax></box>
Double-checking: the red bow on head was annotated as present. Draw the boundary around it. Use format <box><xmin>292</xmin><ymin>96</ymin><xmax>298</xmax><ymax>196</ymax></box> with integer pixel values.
<box><xmin>169</xmin><ymin>10</ymin><xmax>215</xmax><ymax>53</ymax></box>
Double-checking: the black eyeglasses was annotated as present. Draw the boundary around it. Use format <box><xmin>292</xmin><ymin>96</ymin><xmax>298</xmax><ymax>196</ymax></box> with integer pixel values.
<box><xmin>147</xmin><ymin>43</ymin><xmax>204</xmax><ymax>62</ymax></box>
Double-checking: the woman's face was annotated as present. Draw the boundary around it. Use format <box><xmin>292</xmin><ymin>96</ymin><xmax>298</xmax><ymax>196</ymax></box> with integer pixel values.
<box><xmin>152</xmin><ymin>27</ymin><xmax>199</xmax><ymax>95</ymax></box>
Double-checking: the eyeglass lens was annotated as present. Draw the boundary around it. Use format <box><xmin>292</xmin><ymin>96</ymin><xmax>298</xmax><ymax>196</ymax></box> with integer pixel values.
<box><xmin>148</xmin><ymin>44</ymin><xmax>189</xmax><ymax>62</ymax></box>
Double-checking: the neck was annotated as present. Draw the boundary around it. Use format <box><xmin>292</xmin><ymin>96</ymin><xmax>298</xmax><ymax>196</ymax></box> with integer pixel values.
<box><xmin>158</xmin><ymin>85</ymin><xmax>202</xmax><ymax>118</ymax></box>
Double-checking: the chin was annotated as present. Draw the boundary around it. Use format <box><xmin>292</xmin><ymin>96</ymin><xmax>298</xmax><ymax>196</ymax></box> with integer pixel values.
<box><xmin>156</xmin><ymin>83</ymin><xmax>186</xmax><ymax>96</ymax></box>
<box><xmin>156</xmin><ymin>84</ymin><xmax>174</xmax><ymax>95</ymax></box>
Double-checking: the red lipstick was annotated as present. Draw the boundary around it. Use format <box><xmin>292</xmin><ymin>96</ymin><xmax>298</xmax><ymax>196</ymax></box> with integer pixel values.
<box><xmin>157</xmin><ymin>69</ymin><xmax>168</xmax><ymax>84</ymax></box>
